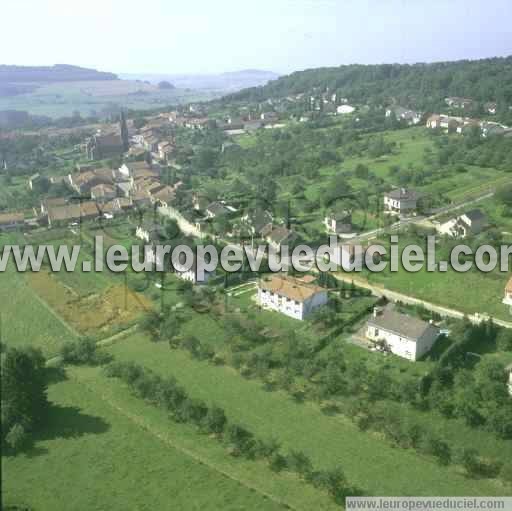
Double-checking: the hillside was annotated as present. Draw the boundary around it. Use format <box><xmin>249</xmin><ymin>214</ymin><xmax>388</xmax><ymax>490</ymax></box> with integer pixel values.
<box><xmin>0</xmin><ymin>64</ymin><xmax>118</xmax><ymax>84</ymax></box>
<box><xmin>120</xmin><ymin>69</ymin><xmax>279</xmax><ymax>92</ymax></box>
<box><xmin>225</xmin><ymin>57</ymin><xmax>512</xmax><ymax>112</ymax></box>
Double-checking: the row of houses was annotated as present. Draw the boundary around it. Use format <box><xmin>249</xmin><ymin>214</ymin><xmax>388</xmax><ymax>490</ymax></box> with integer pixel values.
<box><xmin>426</xmin><ymin>114</ymin><xmax>512</xmax><ymax>137</ymax></box>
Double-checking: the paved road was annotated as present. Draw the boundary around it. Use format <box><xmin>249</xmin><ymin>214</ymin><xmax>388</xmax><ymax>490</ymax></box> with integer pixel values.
<box><xmin>332</xmin><ymin>273</ymin><xmax>512</xmax><ymax>329</ymax></box>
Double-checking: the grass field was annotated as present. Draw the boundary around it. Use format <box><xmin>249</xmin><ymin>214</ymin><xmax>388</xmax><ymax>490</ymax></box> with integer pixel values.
<box><xmin>0</xmin><ymin>80</ymin><xmax>221</xmax><ymax>118</ymax></box>
<box><xmin>0</xmin><ymin>263</ymin><xmax>78</xmax><ymax>357</ymax></box>
<box><xmin>106</xmin><ymin>334</ymin><xmax>511</xmax><ymax>497</ymax></box>
<box><xmin>2</xmin><ymin>367</ymin><xmax>302</xmax><ymax>511</ymax></box>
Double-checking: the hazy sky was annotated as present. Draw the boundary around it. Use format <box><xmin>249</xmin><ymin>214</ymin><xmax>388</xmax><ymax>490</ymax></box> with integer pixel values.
<box><xmin>2</xmin><ymin>0</ymin><xmax>511</xmax><ymax>75</ymax></box>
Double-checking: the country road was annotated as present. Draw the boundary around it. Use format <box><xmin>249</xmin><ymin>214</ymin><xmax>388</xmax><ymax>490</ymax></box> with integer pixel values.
<box><xmin>332</xmin><ymin>273</ymin><xmax>512</xmax><ymax>329</ymax></box>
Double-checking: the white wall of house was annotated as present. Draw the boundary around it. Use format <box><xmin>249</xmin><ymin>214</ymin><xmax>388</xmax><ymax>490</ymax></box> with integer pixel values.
<box><xmin>366</xmin><ymin>325</ymin><xmax>438</xmax><ymax>361</ymax></box>
<box><xmin>257</xmin><ymin>288</ymin><xmax>327</xmax><ymax>320</ymax></box>
<box><xmin>384</xmin><ymin>196</ymin><xmax>416</xmax><ymax>213</ymax></box>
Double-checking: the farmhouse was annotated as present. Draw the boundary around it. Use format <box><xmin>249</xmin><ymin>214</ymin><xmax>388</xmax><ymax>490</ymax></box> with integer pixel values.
<box><xmin>384</xmin><ymin>188</ymin><xmax>419</xmax><ymax>215</ymax></box>
<box><xmin>0</xmin><ymin>211</ymin><xmax>24</xmax><ymax>231</ymax></box>
<box><xmin>324</xmin><ymin>211</ymin><xmax>352</xmax><ymax>235</ymax></box>
<box><xmin>257</xmin><ymin>274</ymin><xmax>328</xmax><ymax>320</ymax></box>
<box><xmin>366</xmin><ymin>306</ymin><xmax>440</xmax><ymax>361</ymax></box>
<box><xmin>436</xmin><ymin>209</ymin><xmax>487</xmax><ymax>238</ymax></box>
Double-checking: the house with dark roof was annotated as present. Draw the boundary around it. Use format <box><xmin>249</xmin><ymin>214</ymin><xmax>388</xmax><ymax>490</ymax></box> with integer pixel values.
<box><xmin>324</xmin><ymin>210</ymin><xmax>352</xmax><ymax>235</ymax></box>
<box><xmin>436</xmin><ymin>209</ymin><xmax>487</xmax><ymax>238</ymax></box>
<box><xmin>383</xmin><ymin>188</ymin><xmax>419</xmax><ymax>215</ymax></box>
<box><xmin>257</xmin><ymin>274</ymin><xmax>328</xmax><ymax>320</ymax></box>
<box><xmin>86</xmin><ymin>133</ymin><xmax>125</xmax><ymax>160</ymax></box>
<box><xmin>242</xmin><ymin>209</ymin><xmax>273</xmax><ymax>236</ymax></box>
<box><xmin>0</xmin><ymin>212</ymin><xmax>24</xmax><ymax>231</ymax></box>
<box><xmin>264</xmin><ymin>225</ymin><xmax>296</xmax><ymax>250</ymax></box>
<box><xmin>135</xmin><ymin>222</ymin><xmax>165</xmax><ymax>243</ymax></box>
<box><xmin>366</xmin><ymin>306</ymin><xmax>440</xmax><ymax>361</ymax></box>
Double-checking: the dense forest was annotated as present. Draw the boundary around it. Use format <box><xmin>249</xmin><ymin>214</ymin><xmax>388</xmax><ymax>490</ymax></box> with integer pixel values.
<box><xmin>226</xmin><ymin>57</ymin><xmax>512</xmax><ymax>117</ymax></box>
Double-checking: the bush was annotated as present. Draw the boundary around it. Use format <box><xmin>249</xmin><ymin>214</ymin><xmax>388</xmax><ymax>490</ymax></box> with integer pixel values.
<box><xmin>269</xmin><ymin>452</ymin><xmax>288</xmax><ymax>472</ymax></box>
<box><xmin>60</xmin><ymin>337</ymin><xmax>111</xmax><ymax>366</ymax></box>
<box><xmin>287</xmin><ymin>450</ymin><xmax>313</xmax><ymax>477</ymax></box>
<box><xmin>5</xmin><ymin>423</ymin><xmax>30</xmax><ymax>452</ymax></box>
<box><xmin>202</xmin><ymin>406</ymin><xmax>227</xmax><ymax>434</ymax></box>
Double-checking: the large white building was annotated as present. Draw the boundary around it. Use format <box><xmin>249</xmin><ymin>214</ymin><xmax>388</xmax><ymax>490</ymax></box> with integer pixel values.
<box><xmin>366</xmin><ymin>306</ymin><xmax>440</xmax><ymax>361</ymax></box>
<box><xmin>257</xmin><ymin>274</ymin><xmax>328</xmax><ymax>320</ymax></box>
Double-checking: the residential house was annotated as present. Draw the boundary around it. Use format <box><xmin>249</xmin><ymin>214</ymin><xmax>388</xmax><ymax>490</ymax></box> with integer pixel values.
<box><xmin>260</xmin><ymin>112</ymin><xmax>279</xmax><ymax>122</ymax></box>
<box><xmin>90</xmin><ymin>183</ymin><xmax>117</xmax><ymax>202</ymax></box>
<box><xmin>445</xmin><ymin>97</ymin><xmax>474</xmax><ymax>110</ymax></box>
<box><xmin>205</xmin><ymin>201</ymin><xmax>231</xmax><ymax>219</ymax></box>
<box><xmin>384</xmin><ymin>188</ymin><xmax>419</xmax><ymax>215</ymax></box>
<box><xmin>481</xmin><ymin>122</ymin><xmax>507</xmax><ymax>138</ymax></box>
<box><xmin>47</xmin><ymin>201</ymin><xmax>99</xmax><ymax>227</ymax></box>
<box><xmin>135</xmin><ymin>222</ymin><xmax>165</xmax><ymax>243</ymax></box>
<box><xmin>337</xmin><ymin>105</ymin><xmax>355</xmax><ymax>115</ymax></box>
<box><xmin>264</xmin><ymin>225</ymin><xmax>296</xmax><ymax>250</ymax></box>
<box><xmin>150</xmin><ymin>184</ymin><xmax>175</xmax><ymax>208</ymax></box>
<box><xmin>173</xmin><ymin>253</ymin><xmax>215</xmax><ymax>284</ymax></box>
<box><xmin>257</xmin><ymin>274</ymin><xmax>328</xmax><ymax>320</ymax></box>
<box><xmin>158</xmin><ymin>141</ymin><xmax>175</xmax><ymax>162</ymax></box>
<box><xmin>242</xmin><ymin>209</ymin><xmax>273</xmax><ymax>236</ymax></box>
<box><xmin>41</xmin><ymin>197</ymin><xmax>67</xmax><ymax>216</ymax></box>
<box><xmin>386</xmin><ymin>106</ymin><xmax>422</xmax><ymax>125</ymax></box>
<box><xmin>68</xmin><ymin>168</ymin><xmax>115</xmax><ymax>195</ymax></box>
<box><xmin>244</xmin><ymin>120</ymin><xmax>263</xmax><ymax>132</ymax></box>
<box><xmin>86</xmin><ymin>133</ymin><xmax>124</xmax><ymax>160</ymax></box>
<box><xmin>485</xmin><ymin>102</ymin><xmax>497</xmax><ymax>115</ymax></box>
<box><xmin>436</xmin><ymin>209</ymin><xmax>487</xmax><ymax>238</ymax></box>
<box><xmin>502</xmin><ymin>278</ymin><xmax>512</xmax><ymax>312</ymax></box>
<box><xmin>28</xmin><ymin>173</ymin><xmax>41</xmax><ymax>190</ymax></box>
<box><xmin>324</xmin><ymin>211</ymin><xmax>352</xmax><ymax>235</ymax></box>
<box><xmin>0</xmin><ymin>212</ymin><xmax>24</xmax><ymax>231</ymax></box>
<box><xmin>366</xmin><ymin>306</ymin><xmax>440</xmax><ymax>361</ymax></box>
<box><xmin>426</xmin><ymin>115</ymin><xmax>461</xmax><ymax>132</ymax></box>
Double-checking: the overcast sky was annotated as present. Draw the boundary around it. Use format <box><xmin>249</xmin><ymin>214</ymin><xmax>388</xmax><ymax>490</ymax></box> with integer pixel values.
<box><xmin>2</xmin><ymin>0</ymin><xmax>511</xmax><ymax>75</ymax></box>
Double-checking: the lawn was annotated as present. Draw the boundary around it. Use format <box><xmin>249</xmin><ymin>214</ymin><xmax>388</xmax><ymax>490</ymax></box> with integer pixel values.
<box><xmin>2</xmin><ymin>367</ymin><xmax>296</xmax><ymax>511</ymax></box>
<box><xmin>0</xmin><ymin>262</ymin><xmax>78</xmax><ymax>357</ymax></box>
<box><xmin>106</xmin><ymin>334</ymin><xmax>510</xmax><ymax>497</ymax></box>
<box><xmin>357</xmin><ymin>234</ymin><xmax>511</xmax><ymax>320</ymax></box>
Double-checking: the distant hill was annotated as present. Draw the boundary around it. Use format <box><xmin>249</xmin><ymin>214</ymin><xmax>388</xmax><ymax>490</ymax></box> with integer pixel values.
<box><xmin>0</xmin><ymin>64</ymin><xmax>119</xmax><ymax>98</ymax></box>
<box><xmin>119</xmin><ymin>69</ymin><xmax>279</xmax><ymax>92</ymax></box>
<box><xmin>225</xmin><ymin>57</ymin><xmax>512</xmax><ymax>111</ymax></box>
<box><xmin>0</xmin><ymin>64</ymin><xmax>118</xmax><ymax>83</ymax></box>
